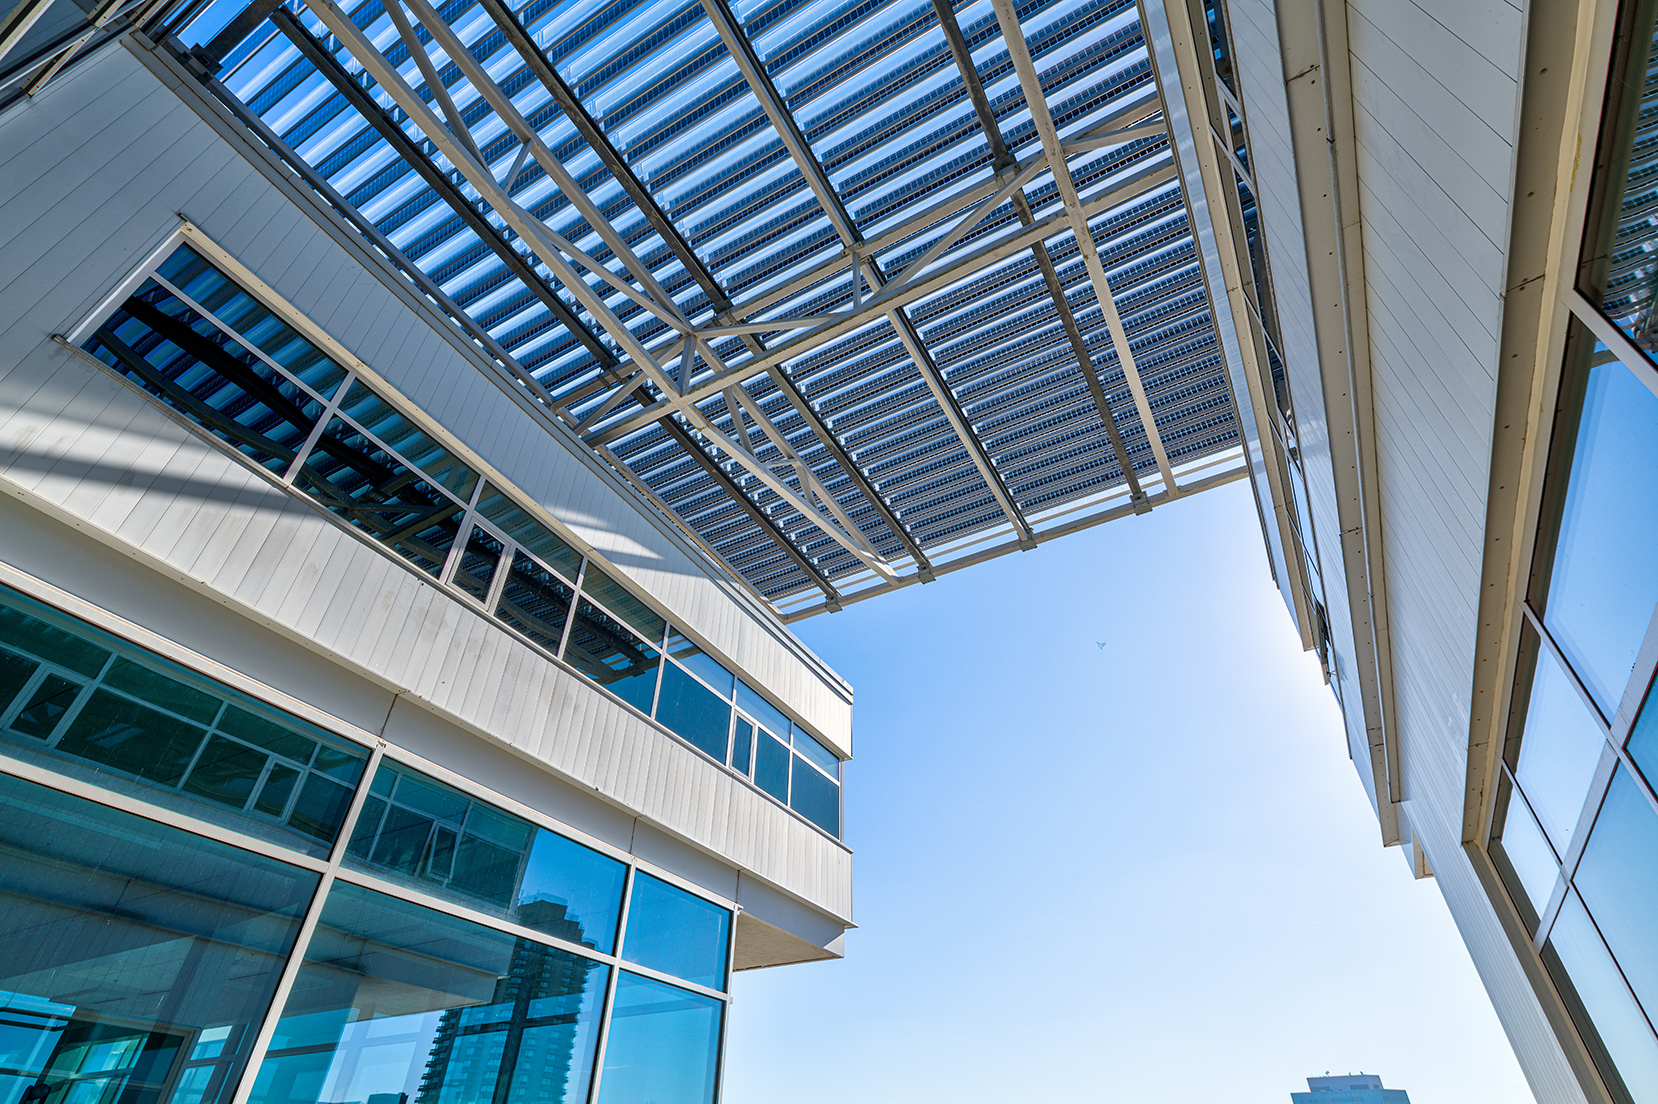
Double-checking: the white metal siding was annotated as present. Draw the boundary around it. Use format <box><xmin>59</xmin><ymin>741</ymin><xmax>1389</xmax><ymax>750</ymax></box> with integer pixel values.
<box><xmin>1225</xmin><ymin>0</ymin><xmax>1588</xmax><ymax>1100</ymax></box>
<box><xmin>0</xmin><ymin>42</ymin><xmax>852</xmax><ymax>923</ymax></box>
<box><xmin>0</xmin><ymin>39</ymin><xmax>853</xmax><ymax>753</ymax></box>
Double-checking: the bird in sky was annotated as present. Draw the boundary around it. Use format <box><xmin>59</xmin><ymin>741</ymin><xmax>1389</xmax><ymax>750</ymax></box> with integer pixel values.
<box><xmin>1095</xmin><ymin>641</ymin><xmax>1107</xmax><ymax>649</ymax></box>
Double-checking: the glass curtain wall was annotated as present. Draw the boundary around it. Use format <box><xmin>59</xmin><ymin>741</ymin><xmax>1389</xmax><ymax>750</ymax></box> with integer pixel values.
<box><xmin>0</xmin><ymin>583</ymin><xmax>733</xmax><ymax>1104</ymax></box>
<box><xmin>78</xmin><ymin>238</ymin><xmax>844</xmax><ymax>839</ymax></box>
<box><xmin>1488</xmin><ymin>6</ymin><xmax>1658</xmax><ymax>1100</ymax></box>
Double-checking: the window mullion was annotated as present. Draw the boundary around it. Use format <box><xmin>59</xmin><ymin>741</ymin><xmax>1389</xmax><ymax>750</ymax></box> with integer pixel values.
<box><xmin>228</xmin><ymin>741</ymin><xmax>386</xmax><ymax>1104</ymax></box>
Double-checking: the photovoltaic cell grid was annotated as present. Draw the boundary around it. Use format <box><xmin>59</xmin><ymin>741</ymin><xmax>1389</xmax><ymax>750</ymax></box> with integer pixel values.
<box><xmin>196</xmin><ymin>0</ymin><xmax>1239</xmax><ymax>612</ymax></box>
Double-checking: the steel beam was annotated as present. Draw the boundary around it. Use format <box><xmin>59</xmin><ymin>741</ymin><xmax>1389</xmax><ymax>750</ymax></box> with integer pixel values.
<box><xmin>257</xmin><ymin>6</ymin><xmax>883</xmax><ymax>589</ymax></box>
<box><xmin>394</xmin><ymin>0</ymin><xmax>682</xmax><ymax>328</ymax></box>
<box><xmin>991</xmin><ymin>0</ymin><xmax>1178</xmax><ymax>495</ymax></box>
<box><xmin>585</xmin><ymin>159</ymin><xmax>1175</xmax><ymax>443</ymax></box>
<box><xmin>271</xmin><ymin>7</ymin><xmax>617</xmax><ymax>371</ymax></box>
<box><xmin>340</xmin><ymin>0</ymin><xmax>905</xmax><ymax>578</ymax></box>
<box><xmin>0</xmin><ymin>0</ymin><xmax>54</xmax><ymax>66</ymax></box>
<box><xmin>776</xmin><ymin>460</ymin><xmax>1248</xmax><ymax>620</ymax></box>
<box><xmin>615</xmin><ymin>410</ymin><xmax>845</xmax><ymax>607</ymax></box>
<box><xmin>702</xmin><ymin>0</ymin><xmax>1034</xmax><ymax>541</ymax></box>
<box><xmin>475</xmin><ymin>0</ymin><xmax>932</xmax><ymax>572</ymax></box>
<box><xmin>200</xmin><ymin>69</ymin><xmax>553</xmax><ymax>402</ymax></box>
<box><xmin>931</xmin><ymin>0</ymin><xmax>1147</xmax><ymax>508</ymax></box>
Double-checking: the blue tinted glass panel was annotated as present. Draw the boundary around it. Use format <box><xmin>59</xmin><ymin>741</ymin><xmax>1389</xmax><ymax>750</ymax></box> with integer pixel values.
<box><xmin>296</xmin><ymin>417</ymin><xmax>469</xmax><ymax>575</ymax></box>
<box><xmin>734</xmin><ymin>680</ymin><xmax>787</xmax><ymax>734</ymax></box>
<box><xmin>0</xmin><ymin>772</ymin><xmax>316</xmax><ymax>1104</ymax></box>
<box><xmin>595</xmin><ymin>974</ymin><xmax>722</xmax><ymax>1104</ymax></box>
<box><xmin>474</xmin><ymin>483</ymin><xmax>584</xmax><ymax>581</ymax></box>
<box><xmin>347</xmin><ymin>762</ymin><xmax>626</xmax><ymax>952</ymax></box>
<box><xmin>250</xmin><ymin>881</ymin><xmax>606</xmax><ymax>1104</ymax></box>
<box><xmin>453</xmin><ymin>525</ymin><xmax>503</xmax><ymax>602</ymax></box>
<box><xmin>1495</xmin><ymin>784</ymin><xmax>1559</xmax><ymax>918</ymax></box>
<box><xmin>622</xmin><ymin>873</ymin><xmax>731</xmax><ymax>991</ymax></box>
<box><xmin>665</xmin><ymin>630</ymin><xmax>734</xmax><ymax>698</ymax></box>
<box><xmin>495</xmin><ymin>549</ymin><xmax>575</xmax><ymax>652</ymax></box>
<box><xmin>564</xmin><ymin>595</ymin><xmax>660</xmax><ymax>713</ymax></box>
<box><xmin>755</xmin><ymin>731</ymin><xmax>789</xmax><ymax>803</ymax></box>
<box><xmin>656</xmin><ymin>663</ymin><xmax>732</xmax><ymax>761</ymax></box>
<box><xmin>1543</xmin><ymin>345</ymin><xmax>1658</xmax><ymax>715</ymax></box>
<box><xmin>520</xmin><ymin>829</ymin><xmax>628</xmax><ymax>956</ymax></box>
<box><xmin>580</xmin><ymin>567</ymin><xmax>664</xmax><ymax>645</ymax></box>
<box><xmin>790</xmin><ymin>756</ymin><xmax>840</xmax><ymax>837</ymax></box>
<box><xmin>731</xmin><ymin>719</ymin><xmax>753</xmax><ymax>775</ymax></box>
<box><xmin>1623</xmin><ymin>684</ymin><xmax>1658</xmax><ymax>793</ymax></box>
<box><xmin>1575</xmin><ymin>768</ymin><xmax>1658</xmax><ymax>1018</ymax></box>
<box><xmin>83</xmin><ymin>275</ymin><xmax>325</xmax><ymax>476</ymax></box>
<box><xmin>0</xmin><ymin>585</ymin><xmax>366</xmax><ymax>857</ymax></box>
<box><xmin>155</xmin><ymin>244</ymin><xmax>347</xmax><ymax>393</ymax></box>
<box><xmin>1547</xmin><ymin>891</ymin><xmax>1658</xmax><ymax>1103</ymax></box>
<box><xmin>792</xmin><ymin>726</ymin><xmax>840</xmax><ymax>777</ymax></box>
<box><xmin>1516</xmin><ymin>644</ymin><xmax>1609</xmax><ymax>851</ymax></box>
<box><xmin>334</xmin><ymin>380</ymin><xmax>478</xmax><ymax>501</ymax></box>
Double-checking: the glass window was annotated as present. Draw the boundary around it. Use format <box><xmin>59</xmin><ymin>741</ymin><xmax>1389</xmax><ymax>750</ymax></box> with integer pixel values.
<box><xmin>622</xmin><ymin>873</ymin><xmax>731</xmax><ymax>991</ymax></box>
<box><xmin>1514</xmin><ymin>641</ymin><xmax>1609</xmax><ymax>851</ymax></box>
<box><xmin>656</xmin><ymin>663</ymin><xmax>732</xmax><ymax>762</ymax></box>
<box><xmin>83</xmin><ymin>276</ymin><xmax>326</xmax><ymax>477</ymax></box>
<box><xmin>731</xmin><ymin>719</ymin><xmax>753</xmax><ymax>775</ymax></box>
<box><xmin>580</xmin><ymin>567</ymin><xmax>665</xmax><ymax>646</ymax></box>
<box><xmin>0</xmin><ymin>586</ymin><xmax>367</xmax><ymax>857</ymax></box>
<box><xmin>790</xmin><ymin>755</ymin><xmax>840</xmax><ymax>837</ymax></box>
<box><xmin>346</xmin><ymin>762</ymin><xmax>627</xmax><ymax>953</ymax></box>
<box><xmin>1622</xmin><ymin>680</ymin><xmax>1658</xmax><ymax>792</ymax></box>
<box><xmin>792</xmin><ymin>726</ymin><xmax>840</xmax><ymax>778</ymax></box>
<box><xmin>1573</xmin><ymin>768</ymin><xmax>1658</xmax><ymax>1020</ymax></box>
<box><xmin>734</xmin><ymin>679</ymin><xmax>789</xmax><ymax>737</ymax></box>
<box><xmin>0</xmin><ymin>771</ymin><xmax>317</xmax><ymax>1104</ymax></box>
<box><xmin>1538</xmin><ymin>338</ymin><xmax>1658</xmax><ymax>716</ymax></box>
<box><xmin>155</xmin><ymin>244</ymin><xmax>347</xmax><ymax>393</ymax></box>
<box><xmin>473</xmin><ymin>483</ymin><xmax>583</xmax><ymax>582</ymax></box>
<box><xmin>1492</xmin><ymin>779</ymin><xmax>1560</xmax><ymax>921</ymax></box>
<box><xmin>1545</xmin><ymin>891</ymin><xmax>1658</xmax><ymax>1104</ymax></box>
<box><xmin>333</xmin><ymin>380</ymin><xmax>478</xmax><ymax>502</ymax></box>
<box><xmin>452</xmin><ymin>525</ymin><xmax>504</xmax><ymax>602</ymax></box>
<box><xmin>594</xmin><ymin>973</ymin><xmax>722</xmax><ymax>1104</ymax></box>
<box><xmin>564</xmin><ymin>596</ymin><xmax>661</xmax><ymax>714</ymax></box>
<box><xmin>1577</xmin><ymin>5</ymin><xmax>1658</xmax><ymax>353</ymax></box>
<box><xmin>248</xmin><ymin>880</ymin><xmax>606</xmax><ymax>1104</ymax></box>
<box><xmin>1203</xmin><ymin>0</ymin><xmax>1234</xmax><ymax>97</ymax></box>
<box><xmin>665</xmin><ymin>630</ymin><xmax>734</xmax><ymax>699</ymax></box>
<box><xmin>495</xmin><ymin>549</ymin><xmax>576</xmax><ymax>653</ymax></box>
<box><xmin>754</xmin><ymin>730</ymin><xmax>789</xmax><ymax>804</ymax></box>
<box><xmin>294</xmin><ymin>418</ymin><xmax>472</xmax><ymax>576</ymax></box>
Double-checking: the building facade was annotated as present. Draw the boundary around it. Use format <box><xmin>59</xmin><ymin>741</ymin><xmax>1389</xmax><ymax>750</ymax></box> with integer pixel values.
<box><xmin>11</xmin><ymin>0</ymin><xmax>1658</xmax><ymax>1100</ymax></box>
<box><xmin>1292</xmin><ymin>1074</ymin><xmax>1411</xmax><ymax>1104</ymax></box>
<box><xmin>1165</xmin><ymin>0</ymin><xmax>1658</xmax><ymax>1103</ymax></box>
<box><xmin>0</xmin><ymin>31</ymin><xmax>859</xmax><ymax>1104</ymax></box>
<box><xmin>0</xmin><ymin>0</ymin><xmax>1254</xmax><ymax>1098</ymax></box>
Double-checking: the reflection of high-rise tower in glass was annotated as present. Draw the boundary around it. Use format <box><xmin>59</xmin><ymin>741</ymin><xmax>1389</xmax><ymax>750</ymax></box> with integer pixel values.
<box><xmin>416</xmin><ymin>901</ymin><xmax>596</xmax><ymax>1104</ymax></box>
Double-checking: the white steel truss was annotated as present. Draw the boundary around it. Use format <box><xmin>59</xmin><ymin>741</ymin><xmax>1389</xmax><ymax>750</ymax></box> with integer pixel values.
<box><xmin>144</xmin><ymin>0</ymin><xmax>1250</xmax><ymax>612</ymax></box>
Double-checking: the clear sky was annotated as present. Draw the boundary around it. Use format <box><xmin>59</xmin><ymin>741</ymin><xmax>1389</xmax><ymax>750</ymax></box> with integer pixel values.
<box><xmin>723</xmin><ymin>479</ymin><xmax>1532</xmax><ymax>1104</ymax></box>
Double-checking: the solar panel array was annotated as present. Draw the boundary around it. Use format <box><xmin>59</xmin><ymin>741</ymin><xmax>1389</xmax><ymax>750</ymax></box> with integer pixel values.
<box><xmin>192</xmin><ymin>0</ymin><xmax>1241</xmax><ymax>614</ymax></box>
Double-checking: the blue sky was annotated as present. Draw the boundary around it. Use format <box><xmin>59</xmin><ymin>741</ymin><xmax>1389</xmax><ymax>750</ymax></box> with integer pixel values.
<box><xmin>723</xmin><ymin>480</ymin><xmax>1530</xmax><ymax>1104</ymax></box>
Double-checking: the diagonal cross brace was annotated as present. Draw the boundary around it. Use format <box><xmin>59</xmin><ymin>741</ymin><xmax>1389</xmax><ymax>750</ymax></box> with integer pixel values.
<box><xmin>990</xmin><ymin>0</ymin><xmax>1179</xmax><ymax>496</ymax></box>
<box><xmin>702</xmin><ymin>0</ymin><xmax>1035</xmax><ymax>543</ymax></box>
<box><xmin>930</xmin><ymin>0</ymin><xmax>1147</xmax><ymax>509</ymax></box>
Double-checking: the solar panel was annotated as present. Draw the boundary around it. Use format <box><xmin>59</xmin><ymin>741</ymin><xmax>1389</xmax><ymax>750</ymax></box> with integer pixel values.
<box><xmin>182</xmin><ymin>0</ymin><xmax>1242</xmax><ymax>616</ymax></box>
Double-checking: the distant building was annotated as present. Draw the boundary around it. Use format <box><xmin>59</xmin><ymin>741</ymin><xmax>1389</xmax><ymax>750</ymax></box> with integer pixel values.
<box><xmin>1292</xmin><ymin>1074</ymin><xmax>1410</xmax><ymax>1104</ymax></box>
